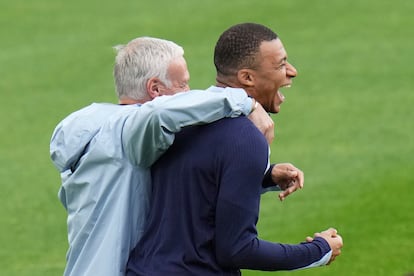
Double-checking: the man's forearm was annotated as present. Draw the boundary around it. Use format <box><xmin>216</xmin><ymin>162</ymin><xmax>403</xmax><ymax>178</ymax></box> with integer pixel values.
<box><xmin>122</xmin><ymin>89</ymin><xmax>253</xmax><ymax>167</ymax></box>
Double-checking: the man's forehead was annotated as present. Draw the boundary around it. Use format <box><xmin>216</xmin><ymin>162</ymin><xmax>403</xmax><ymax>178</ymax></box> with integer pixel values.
<box><xmin>168</xmin><ymin>56</ymin><xmax>189</xmax><ymax>80</ymax></box>
<box><xmin>259</xmin><ymin>39</ymin><xmax>287</xmax><ymax>62</ymax></box>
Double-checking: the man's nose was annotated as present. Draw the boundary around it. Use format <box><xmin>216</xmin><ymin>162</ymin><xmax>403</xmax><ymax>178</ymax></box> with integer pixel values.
<box><xmin>286</xmin><ymin>62</ymin><xmax>297</xmax><ymax>78</ymax></box>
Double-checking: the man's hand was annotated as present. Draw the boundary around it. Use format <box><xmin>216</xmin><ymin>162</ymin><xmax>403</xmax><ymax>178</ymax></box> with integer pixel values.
<box><xmin>306</xmin><ymin>228</ymin><xmax>343</xmax><ymax>265</ymax></box>
<box><xmin>248</xmin><ymin>102</ymin><xmax>274</xmax><ymax>144</ymax></box>
<box><xmin>271</xmin><ymin>163</ymin><xmax>304</xmax><ymax>201</ymax></box>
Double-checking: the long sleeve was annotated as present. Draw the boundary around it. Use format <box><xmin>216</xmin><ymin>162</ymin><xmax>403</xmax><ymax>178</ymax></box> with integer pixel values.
<box><xmin>214</xmin><ymin>120</ymin><xmax>332</xmax><ymax>271</ymax></box>
<box><xmin>261</xmin><ymin>164</ymin><xmax>282</xmax><ymax>194</ymax></box>
<box><xmin>122</xmin><ymin>88</ymin><xmax>253</xmax><ymax>167</ymax></box>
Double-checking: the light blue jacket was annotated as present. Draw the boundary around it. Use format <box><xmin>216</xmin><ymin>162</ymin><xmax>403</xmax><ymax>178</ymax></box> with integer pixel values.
<box><xmin>50</xmin><ymin>88</ymin><xmax>253</xmax><ymax>276</ymax></box>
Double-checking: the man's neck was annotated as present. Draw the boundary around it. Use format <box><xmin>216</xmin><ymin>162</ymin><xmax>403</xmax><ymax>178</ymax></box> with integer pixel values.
<box><xmin>215</xmin><ymin>75</ymin><xmax>241</xmax><ymax>89</ymax></box>
<box><xmin>118</xmin><ymin>98</ymin><xmax>146</xmax><ymax>105</ymax></box>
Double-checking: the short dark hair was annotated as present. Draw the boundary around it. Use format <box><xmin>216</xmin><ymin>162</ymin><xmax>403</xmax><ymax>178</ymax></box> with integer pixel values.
<box><xmin>214</xmin><ymin>23</ymin><xmax>278</xmax><ymax>76</ymax></box>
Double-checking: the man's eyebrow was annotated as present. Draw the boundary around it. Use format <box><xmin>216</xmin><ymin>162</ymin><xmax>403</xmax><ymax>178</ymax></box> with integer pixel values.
<box><xmin>277</xmin><ymin>57</ymin><xmax>287</xmax><ymax>64</ymax></box>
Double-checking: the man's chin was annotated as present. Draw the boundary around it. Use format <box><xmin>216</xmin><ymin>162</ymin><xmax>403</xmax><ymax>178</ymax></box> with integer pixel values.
<box><xmin>269</xmin><ymin>105</ymin><xmax>281</xmax><ymax>114</ymax></box>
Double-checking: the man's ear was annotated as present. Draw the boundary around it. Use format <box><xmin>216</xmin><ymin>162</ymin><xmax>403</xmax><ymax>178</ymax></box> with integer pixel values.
<box><xmin>237</xmin><ymin>69</ymin><xmax>255</xmax><ymax>87</ymax></box>
<box><xmin>146</xmin><ymin>77</ymin><xmax>161</xmax><ymax>99</ymax></box>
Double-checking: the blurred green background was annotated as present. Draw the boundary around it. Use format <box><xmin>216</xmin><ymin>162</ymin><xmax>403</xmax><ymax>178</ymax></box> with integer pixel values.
<box><xmin>1</xmin><ymin>0</ymin><xmax>413</xmax><ymax>275</ymax></box>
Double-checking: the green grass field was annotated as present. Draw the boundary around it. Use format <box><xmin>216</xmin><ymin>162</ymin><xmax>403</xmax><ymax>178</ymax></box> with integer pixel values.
<box><xmin>1</xmin><ymin>0</ymin><xmax>413</xmax><ymax>275</ymax></box>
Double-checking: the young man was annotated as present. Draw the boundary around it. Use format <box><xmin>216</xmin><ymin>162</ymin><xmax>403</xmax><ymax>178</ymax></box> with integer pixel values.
<box><xmin>126</xmin><ymin>23</ymin><xmax>343</xmax><ymax>275</ymax></box>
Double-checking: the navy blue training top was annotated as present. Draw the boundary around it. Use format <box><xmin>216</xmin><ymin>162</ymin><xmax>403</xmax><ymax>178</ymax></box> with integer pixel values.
<box><xmin>127</xmin><ymin>117</ymin><xmax>331</xmax><ymax>275</ymax></box>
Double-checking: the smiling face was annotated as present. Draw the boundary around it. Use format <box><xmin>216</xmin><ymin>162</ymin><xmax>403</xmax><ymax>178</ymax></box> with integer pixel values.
<box><xmin>146</xmin><ymin>55</ymin><xmax>191</xmax><ymax>99</ymax></box>
<box><xmin>160</xmin><ymin>56</ymin><xmax>191</xmax><ymax>95</ymax></box>
<box><xmin>243</xmin><ymin>39</ymin><xmax>297</xmax><ymax>113</ymax></box>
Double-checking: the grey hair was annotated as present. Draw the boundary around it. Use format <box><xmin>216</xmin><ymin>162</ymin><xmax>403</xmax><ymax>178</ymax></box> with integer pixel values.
<box><xmin>113</xmin><ymin>37</ymin><xmax>184</xmax><ymax>101</ymax></box>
